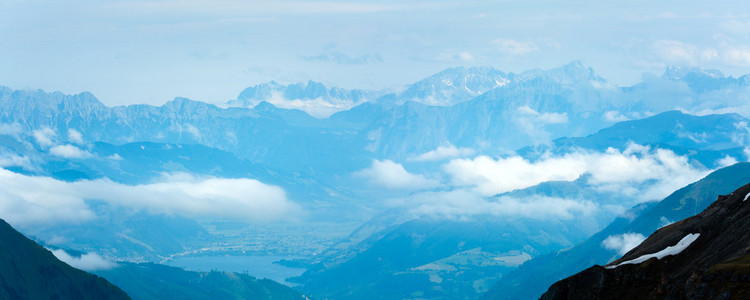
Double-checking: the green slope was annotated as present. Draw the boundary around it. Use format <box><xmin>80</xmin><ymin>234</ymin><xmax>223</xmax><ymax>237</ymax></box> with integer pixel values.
<box><xmin>0</xmin><ymin>218</ymin><xmax>130</xmax><ymax>300</ymax></box>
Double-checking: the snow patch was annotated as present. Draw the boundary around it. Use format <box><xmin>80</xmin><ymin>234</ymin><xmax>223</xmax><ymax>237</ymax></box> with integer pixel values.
<box><xmin>607</xmin><ymin>233</ymin><xmax>700</xmax><ymax>269</ymax></box>
<box><xmin>495</xmin><ymin>78</ymin><xmax>509</xmax><ymax>87</ymax></box>
<box><xmin>744</xmin><ymin>192</ymin><xmax>750</xmax><ymax>202</ymax></box>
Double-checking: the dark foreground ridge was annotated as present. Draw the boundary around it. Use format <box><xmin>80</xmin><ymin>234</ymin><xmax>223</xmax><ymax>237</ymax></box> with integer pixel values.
<box><xmin>542</xmin><ymin>183</ymin><xmax>750</xmax><ymax>300</ymax></box>
<box><xmin>0</xmin><ymin>218</ymin><xmax>130</xmax><ymax>300</ymax></box>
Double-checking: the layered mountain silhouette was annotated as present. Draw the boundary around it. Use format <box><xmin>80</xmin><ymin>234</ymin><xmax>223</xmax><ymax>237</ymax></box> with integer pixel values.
<box><xmin>0</xmin><ymin>218</ymin><xmax>129</xmax><ymax>299</ymax></box>
<box><xmin>542</xmin><ymin>179</ymin><xmax>750</xmax><ymax>299</ymax></box>
<box><xmin>3</xmin><ymin>62</ymin><xmax>750</xmax><ymax>299</ymax></box>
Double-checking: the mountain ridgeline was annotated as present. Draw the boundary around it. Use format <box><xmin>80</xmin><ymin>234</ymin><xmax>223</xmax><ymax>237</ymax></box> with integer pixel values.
<box><xmin>3</xmin><ymin>62</ymin><xmax>749</xmax><ymax>171</ymax></box>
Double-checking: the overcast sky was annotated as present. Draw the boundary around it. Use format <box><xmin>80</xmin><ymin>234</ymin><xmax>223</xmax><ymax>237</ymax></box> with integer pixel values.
<box><xmin>1</xmin><ymin>0</ymin><xmax>749</xmax><ymax>106</ymax></box>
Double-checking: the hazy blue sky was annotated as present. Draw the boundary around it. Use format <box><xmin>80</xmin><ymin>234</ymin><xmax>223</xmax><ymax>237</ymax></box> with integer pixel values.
<box><xmin>1</xmin><ymin>0</ymin><xmax>750</xmax><ymax>106</ymax></box>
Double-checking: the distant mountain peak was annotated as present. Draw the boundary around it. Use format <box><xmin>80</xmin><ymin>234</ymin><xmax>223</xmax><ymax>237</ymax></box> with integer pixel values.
<box><xmin>549</xmin><ymin>60</ymin><xmax>602</xmax><ymax>83</ymax></box>
<box><xmin>396</xmin><ymin>65</ymin><xmax>510</xmax><ymax>106</ymax></box>
<box><xmin>162</xmin><ymin>97</ymin><xmax>217</xmax><ymax>113</ymax></box>
<box><xmin>228</xmin><ymin>81</ymin><xmax>383</xmax><ymax>118</ymax></box>
<box><xmin>510</xmin><ymin>61</ymin><xmax>604</xmax><ymax>87</ymax></box>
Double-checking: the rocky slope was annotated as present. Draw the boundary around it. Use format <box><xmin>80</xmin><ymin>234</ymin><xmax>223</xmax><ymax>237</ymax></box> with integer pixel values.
<box><xmin>542</xmin><ymin>181</ymin><xmax>750</xmax><ymax>299</ymax></box>
<box><xmin>482</xmin><ymin>163</ymin><xmax>750</xmax><ymax>300</ymax></box>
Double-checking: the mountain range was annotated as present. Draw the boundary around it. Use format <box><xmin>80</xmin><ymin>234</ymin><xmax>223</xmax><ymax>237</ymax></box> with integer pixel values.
<box><xmin>2</xmin><ymin>62</ymin><xmax>750</xmax><ymax>299</ymax></box>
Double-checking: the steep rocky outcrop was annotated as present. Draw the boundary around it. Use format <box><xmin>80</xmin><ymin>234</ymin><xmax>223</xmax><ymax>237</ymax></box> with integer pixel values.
<box><xmin>542</xmin><ymin>183</ymin><xmax>750</xmax><ymax>299</ymax></box>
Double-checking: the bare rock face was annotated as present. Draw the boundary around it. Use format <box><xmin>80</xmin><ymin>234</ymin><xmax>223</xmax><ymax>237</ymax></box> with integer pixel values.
<box><xmin>542</xmin><ymin>183</ymin><xmax>750</xmax><ymax>300</ymax></box>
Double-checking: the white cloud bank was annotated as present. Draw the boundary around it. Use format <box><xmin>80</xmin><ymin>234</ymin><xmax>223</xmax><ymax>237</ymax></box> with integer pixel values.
<box><xmin>604</xmin><ymin>111</ymin><xmax>630</xmax><ymax>122</ymax></box>
<box><xmin>49</xmin><ymin>144</ymin><xmax>92</xmax><ymax>159</ymax></box>
<box><xmin>355</xmin><ymin>159</ymin><xmax>439</xmax><ymax>190</ymax></box>
<box><xmin>517</xmin><ymin>106</ymin><xmax>568</xmax><ymax>124</ymax></box>
<box><xmin>376</xmin><ymin>143</ymin><xmax>713</xmax><ymax>222</ymax></box>
<box><xmin>405</xmin><ymin>189</ymin><xmax>596</xmax><ymax>220</ymax></box>
<box><xmin>443</xmin><ymin>143</ymin><xmax>709</xmax><ymax>201</ymax></box>
<box><xmin>0</xmin><ymin>169</ymin><xmax>300</xmax><ymax>227</ymax></box>
<box><xmin>50</xmin><ymin>249</ymin><xmax>117</xmax><ymax>271</ymax></box>
<box><xmin>0</xmin><ymin>153</ymin><xmax>33</xmax><ymax>170</ymax></box>
<box><xmin>33</xmin><ymin>128</ymin><xmax>56</xmax><ymax>147</ymax></box>
<box><xmin>169</xmin><ymin>123</ymin><xmax>202</xmax><ymax>140</ymax></box>
<box><xmin>514</xmin><ymin>106</ymin><xmax>569</xmax><ymax>144</ymax></box>
<box><xmin>410</xmin><ymin>144</ymin><xmax>475</xmax><ymax>162</ymax></box>
<box><xmin>0</xmin><ymin>123</ymin><xmax>22</xmax><ymax>137</ymax></box>
<box><xmin>602</xmin><ymin>233</ymin><xmax>646</xmax><ymax>255</ymax></box>
<box><xmin>67</xmin><ymin>129</ymin><xmax>84</xmax><ymax>144</ymax></box>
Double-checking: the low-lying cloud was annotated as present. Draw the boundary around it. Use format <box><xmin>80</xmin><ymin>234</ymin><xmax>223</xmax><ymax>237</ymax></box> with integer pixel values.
<box><xmin>517</xmin><ymin>106</ymin><xmax>568</xmax><ymax>124</ymax></box>
<box><xmin>50</xmin><ymin>249</ymin><xmax>118</xmax><ymax>271</ymax></box>
<box><xmin>355</xmin><ymin>159</ymin><xmax>439</xmax><ymax>190</ymax></box>
<box><xmin>514</xmin><ymin>106</ymin><xmax>569</xmax><ymax>144</ymax></box>
<box><xmin>0</xmin><ymin>122</ymin><xmax>22</xmax><ymax>137</ymax></box>
<box><xmin>444</xmin><ymin>155</ymin><xmax>584</xmax><ymax>196</ymax></box>
<box><xmin>169</xmin><ymin>123</ymin><xmax>202</xmax><ymax>140</ymax></box>
<box><xmin>404</xmin><ymin>189</ymin><xmax>597</xmax><ymax>220</ymax></box>
<box><xmin>604</xmin><ymin>110</ymin><xmax>630</xmax><ymax>122</ymax></box>
<box><xmin>410</xmin><ymin>144</ymin><xmax>475</xmax><ymax>162</ymax></box>
<box><xmin>0</xmin><ymin>153</ymin><xmax>33</xmax><ymax>170</ymax></box>
<box><xmin>49</xmin><ymin>144</ymin><xmax>92</xmax><ymax>159</ymax></box>
<box><xmin>67</xmin><ymin>129</ymin><xmax>84</xmax><ymax>144</ymax></box>
<box><xmin>602</xmin><ymin>233</ymin><xmax>646</xmax><ymax>255</ymax></box>
<box><xmin>254</xmin><ymin>91</ymin><xmax>364</xmax><ymax>118</ymax></box>
<box><xmin>0</xmin><ymin>169</ymin><xmax>301</xmax><ymax>227</ymax></box>
<box><xmin>371</xmin><ymin>143</ymin><xmax>713</xmax><ymax>222</ymax></box>
<box><xmin>33</xmin><ymin>127</ymin><xmax>56</xmax><ymax>147</ymax></box>
<box><xmin>443</xmin><ymin>143</ymin><xmax>710</xmax><ymax>202</ymax></box>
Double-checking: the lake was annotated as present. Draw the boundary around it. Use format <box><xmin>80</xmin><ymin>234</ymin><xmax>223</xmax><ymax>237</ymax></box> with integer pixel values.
<box><xmin>165</xmin><ymin>255</ymin><xmax>306</xmax><ymax>286</ymax></box>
